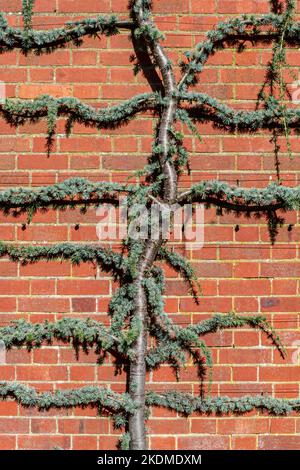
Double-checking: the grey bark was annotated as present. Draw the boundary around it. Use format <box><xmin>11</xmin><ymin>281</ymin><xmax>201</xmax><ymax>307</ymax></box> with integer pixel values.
<box><xmin>128</xmin><ymin>1</ymin><xmax>178</xmax><ymax>450</ymax></box>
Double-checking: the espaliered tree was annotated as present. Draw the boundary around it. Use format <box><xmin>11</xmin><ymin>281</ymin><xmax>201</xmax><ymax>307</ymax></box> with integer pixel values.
<box><xmin>0</xmin><ymin>0</ymin><xmax>300</xmax><ymax>450</ymax></box>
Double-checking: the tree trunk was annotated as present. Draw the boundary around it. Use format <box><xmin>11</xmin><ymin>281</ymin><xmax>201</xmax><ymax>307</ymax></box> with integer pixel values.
<box><xmin>128</xmin><ymin>1</ymin><xmax>178</xmax><ymax>450</ymax></box>
<box><xmin>128</xmin><ymin>242</ymin><xmax>159</xmax><ymax>450</ymax></box>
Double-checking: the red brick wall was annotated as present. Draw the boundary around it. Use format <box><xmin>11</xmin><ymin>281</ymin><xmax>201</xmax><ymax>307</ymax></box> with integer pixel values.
<box><xmin>0</xmin><ymin>0</ymin><xmax>300</xmax><ymax>450</ymax></box>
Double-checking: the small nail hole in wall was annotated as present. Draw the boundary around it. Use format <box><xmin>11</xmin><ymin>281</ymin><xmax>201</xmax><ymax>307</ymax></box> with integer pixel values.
<box><xmin>288</xmin><ymin>224</ymin><xmax>293</xmax><ymax>232</ymax></box>
<box><xmin>235</xmin><ymin>224</ymin><xmax>240</xmax><ymax>232</ymax></box>
<box><xmin>21</xmin><ymin>223</ymin><xmax>26</xmax><ymax>231</ymax></box>
<box><xmin>75</xmin><ymin>224</ymin><xmax>80</xmax><ymax>231</ymax></box>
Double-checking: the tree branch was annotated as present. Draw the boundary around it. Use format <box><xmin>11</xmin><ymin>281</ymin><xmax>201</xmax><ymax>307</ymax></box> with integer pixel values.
<box><xmin>0</xmin><ymin>13</ymin><xmax>134</xmax><ymax>53</ymax></box>
<box><xmin>177</xmin><ymin>180</ymin><xmax>300</xmax><ymax>213</ymax></box>
<box><xmin>146</xmin><ymin>391</ymin><xmax>300</xmax><ymax>415</ymax></box>
<box><xmin>0</xmin><ymin>177</ymin><xmax>135</xmax><ymax>216</ymax></box>
<box><xmin>180</xmin><ymin>92</ymin><xmax>300</xmax><ymax>132</ymax></box>
<box><xmin>0</xmin><ymin>317</ymin><xmax>119</xmax><ymax>352</ymax></box>
<box><xmin>1</xmin><ymin>93</ymin><xmax>157</xmax><ymax>131</ymax></box>
<box><xmin>178</xmin><ymin>13</ymin><xmax>300</xmax><ymax>89</ymax></box>
<box><xmin>0</xmin><ymin>242</ymin><xmax>126</xmax><ymax>277</ymax></box>
<box><xmin>0</xmin><ymin>381</ymin><xmax>136</xmax><ymax>414</ymax></box>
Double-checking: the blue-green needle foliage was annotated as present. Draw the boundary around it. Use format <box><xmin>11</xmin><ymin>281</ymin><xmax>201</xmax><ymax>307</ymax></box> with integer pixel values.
<box><xmin>179</xmin><ymin>2</ymin><xmax>299</xmax><ymax>90</ymax></box>
<box><xmin>0</xmin><ymin>317</ymin><xmax>118</xmax><ymax>353</ymax></box>
<box><xmin>146</xmin><ymin>391</ymin><xmax>300</xmax><ymax>415</ymax></box>
<box><xmin>22</xmin><ymin>0</ymin><xmax>34</xmax><ymax>31</ymax></box>
<box><xmin>0</xmin><ymin>10</ymin><xmax>127</xmax><ymax>53</ymax></box>
<box><xmin>0</xmin><ymin>241</ymin><xmax>126</xmax><ymax>276</ymax></box>
<box><xmin>0</xmin><ymin>0</ymin><xmax>300</xmax><ymax>436</ymax></box>
<box><xmin>0</xmin><ymin>382</ymin><xmax>136</xmax><ymax>421</ymax></box>
<box><xmin>179</xmin><ymin>179</ymin><xmax>300</xmax><ymax>211</ymax></box>
<box><xmin>0</xmin><ymin>93</ymin><xmax>157</xmax><ymax>153</ymax></box>
<box><xmin>0</xmin><ymin>177</ymin><xmax>136</xmax><ymax>219</ymax></box>
<box><xmin>0</xmin><ymin>382</ymin><xmax>299</xmax><ymax>418</ymax></box>
<box><xmin>158</xmin><ymin>247</ymin><xmax>202</xmax><ymax>300</ymax></box>
<box><xmin>180</xmin><ymin>92</ymin><xmax>300</xmax><ymax>132</ymax></box>
<box><xmin>1</xmin><ymin>93</ymin><xmax>156</xmax><ymax>131</ymax></box>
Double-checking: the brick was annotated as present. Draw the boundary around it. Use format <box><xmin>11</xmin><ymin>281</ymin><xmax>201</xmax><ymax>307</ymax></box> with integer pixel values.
<box><xmin>0</xmin><ymin>418</ymin><xmax>29</xmax><ymax>434</ymax></box>
<box><xmin>58</xmin><ymin>418</ymin><xmax>108</xmax><ymax>434</ymax></box>
<box><xmin>261</xmin><ymin>262</ymin><xmax>300</xmax><ymax>278</ymax></box>
<box><xmin>98</xmin><ymin>436</ymin><xmax>119</xmax><ymax>450</ymax></box>
<box><xmin>191</xmin><ymin>0</ymin><xmax>215</xmax><ymax>13</ymax></box>
<box><xmin>260</xmin><ymin>366</ymin><xmax>300</xmax><ymax>382</ymax></box>
<box><xmin>0</xmin><ymin>69</ymin><xmax>27</xmax><ymax>82</ymax></box>
<box><xmin>33</xmin><ymin>349</ymin><xmax>58</xmax><ymax>364</ymax></box>
<box><xmin>30</xmin><ymin>280</ymin><xmax>56</xmax><ymax>295</ymax></box>
<box><xmin>73</xmin><ymin>436</ymin><xmax>98</xmax><ymax>449</ymax></box>
<box><xmin>232</xmin><ymin>436</ymin><xmax>257</xmax><ymax>450</ymax></box>
<box><xmin>58</xmin><ymin>0</ymin><xmax>110</xmax><ymax>12</ymax></box>
<box><xmin>219</xmin><ymin>349</ymin><xmax>271</xmax><ymax>364</ymax></box>
<box><xmin>20</xmin><ymin>261</ymin><xmax>70</xmax><ymax>277</ymax></box>
<box><xmin>258</xmin><ymin>436</ymin><xmax>300</xmax><ymax>450</ymax></box>
<box><xmin>31</xmin><ymin>419</ymin><xmax>57</xmax><ymax>434</ymax></box>
<box><xmin>17</xmin><ymin>226</ymin><xmax>68</xmax><ymax>242</ymax></box>
<box><xmin>17</xmin><ymin>154</ymin><xmax>68</xmax><ymax>170</ymax></box>
<box><xmin>18</xmin><ymin>435</ymin><xmax>70</xmax><ymax>450</ymax></box>
<box><xmin>0</xmin><ymin>280</ymin><xmax>29</xmax><ymax>295</ymax></box>
<box><xmin>0</xmin><ymin>435</ymin><xmax>16</xmax><ymax>450</ymax></box>
<box><xmin>59</xmin><ymin>136</ymin><xmax>111</xmax><ymax>152</ymax></box>
<box><xmin>218</xmin><ymin>418</ymin><xmax>269</xmax><ymax>434</ymax></box>
<box><xmin>153</xmin><ymin>0</ymin><xmax>189</xmax><ymax>13</ymax></box>
<box><xmin>270</xmin><ymin>418</ymin><xmax>295</xmax><ymax>434</ymax></box>
<box><xmin>191</xmin><ymin>419</ymin><xmax>216</xmax><ymax>434</ymax></box>
<box><xmin>19</xmin><ymin>85</ymin><xmax>72</xmax><ymax>99</ymax></box>
<box><xmin>69</xmin><ymin>366</ymin><xmax>95</xmax><ymax>381</ymax></box>
<box><xmin>17</xmin><ymin>366</ymin><xmax>68</xmax><ymax>381</ymax></box>
<box><xmin>180</xmin><ymin>297</ymin><xmax>232</xmax><ymax>312</ymax></box>
<box><xmin>178</xmin><ymin>436</ymin><xmax>230</xmax><ymax>450</ymax></box>
<box><xmin>72</xmin><ymin>298</ymin><xmax>96</xmax><ymax>312</ymax></box>
<box><xmin>232</xmin><ymin>366</ymin><xmax>257</xmax><ymax>382</ymax></box>
<box><xmin>150</xmin><ymin>437</ymin><xmax>176</xmax><ymax>450</ymax></box>
<box><xmin>148</xmin><ymin>419</ymin><xmax>189</xmax><ymax>435</ymax></box>
<box><xmin>56</xmin><ymin>68</ymin><xmax>107</xmax><ymax>83</ymax></box>
<box><xmin>261</xmin><ymin>297</ymin><xmax>300</xmax><ymax>312</ymax></box>
<box><xmin>219</xmin><ymin>280</ymin><xmax>271</xmax><ymax>296</ymax></box>
<box><xmin>0</xmin><ymin>366</ymin><xmax>15</xmax><ymax>380</ymax></box>
<box><xmin>57</xmin><ymin>280</ymin><xmax>109</xmax><ymax>295</ymax></box>
<box><xmin>102</xmin><ymin>154</ymin><xmax>147</xmax><ymax>171</ymax></box>
<box><xmin>18</xmin><ymin>297</ymin><xmax>69</xmax><ymax>312</ymax></box>
<box><xmin>0</xmin><ymin>401</ymin><xmax>18</xmax><ymax>416</ymax></box>
<box><xmin>218</xmin><ymin>1</ymin><xmax>269</xmax><ymax>14</ymax></box>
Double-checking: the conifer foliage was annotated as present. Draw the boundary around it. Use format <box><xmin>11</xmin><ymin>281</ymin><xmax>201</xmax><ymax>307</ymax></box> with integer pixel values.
<box><xmin>0</xmin><ymin>0</ymin><xmax>300</xmax><ymax>450</ymax></box>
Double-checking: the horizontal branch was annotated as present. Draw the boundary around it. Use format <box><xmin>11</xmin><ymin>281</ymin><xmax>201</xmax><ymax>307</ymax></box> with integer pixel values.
<box><xmin>177</xmin><ymin>180</ymin><xmax>300</xmax><ymax>213</ymax></box>
<box><xmin>0</xmin><ymin>241</ymin><xmax>126</xmax><ymax>276</ymax></box>
<box><xmin>1</xmin><ymin>93</ymin><xmax>157</xmax><ymax>131</ymax></box>
<box><xmin>146</xmin><ymin>311</ymin><xmax>284</xmax><ymax>372</ymax></box>
<box><xmin>178</xmin><ymin>313</ymin><xmax>285</xmax><ymax>358</ymax></box>
<box><xmin>0</xmin><ymin>317</ymin><xmax>118</xmax><ymax>352</ymax></box>
<box><xmin>178</xmin><ymin>13</ymin><xmax>300</xmax><ymax>89</ymax></box>
<box><xmin>180</xmin><ymin>92</ymin><xmax>300</xmax><ymax>132</ymax></box>
<box><xmin>0</xmin><ymin>14</ymin><xmax>134</xmax><ymax>53</ymax></box>
<box><xmin>2</xmin><ymin>382</ymin><xmax>299</xmax><ymax>416</ymax></box>
<box><xmin>146</xmin><ymin>391</ymin><xmax>300</xmax><ymax>415</ymax></box>
<box><xmin>0</xmin><ymin>382</ymin><xmax>135</xmax><ymax>413</ymax></box>
<box><xmin>0</xmin><ymin>177</ymin><xmax>135</xmax><ymax>215</ymax></box>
